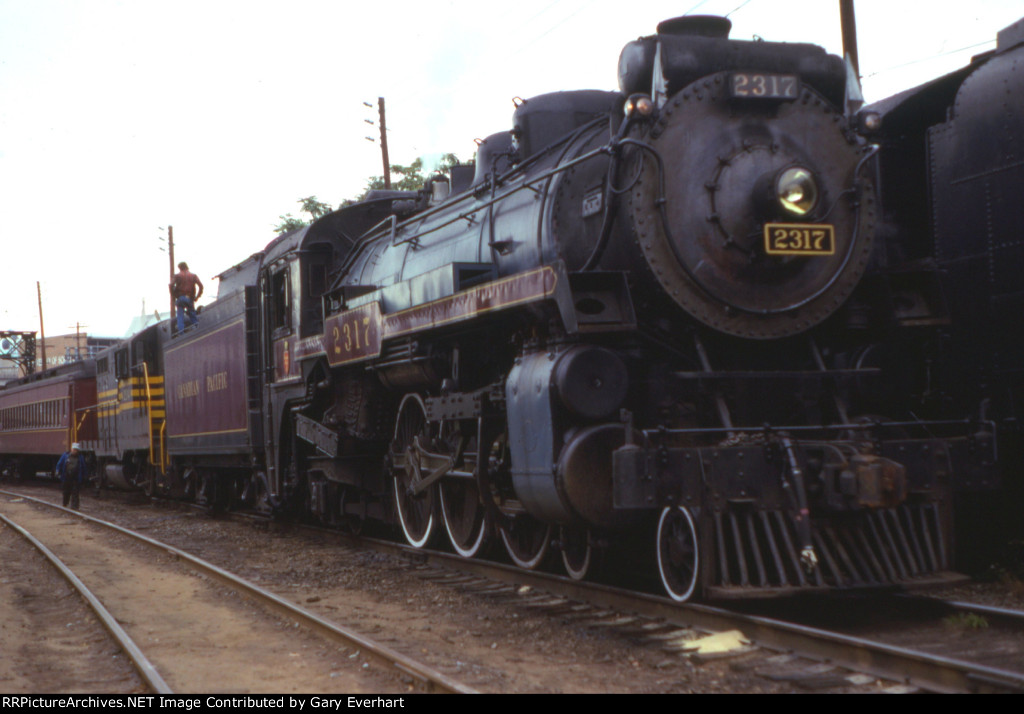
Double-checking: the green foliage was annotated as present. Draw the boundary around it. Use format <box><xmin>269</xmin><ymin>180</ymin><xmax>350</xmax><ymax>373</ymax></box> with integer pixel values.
<box><xmin>273</xmin><ymin>215</ymin><xmax>308</xmax><ymax>234</ymax></box>
<box><xmin>943</xmin><ymin>612</ymin><xmax>989</xmax><ymax>630</ymax></box>
<box><xmin>273</xmin><ymin>195</ymin><xmax>334</xmax><ymax>235</ymax></box>
<box><xmin>275</xmin><ymin>153</ymin><xmax>468</xmax><ymax>233</ymax></box>
<box><xmin>358</xmin><ymin>153</ymin><xmax>463</xmax><ymax>200</ymax></box>
<box><xmin>299</xmin><ymin>196</ymin><xmax>334</xmax><ymax>219</ymax></box>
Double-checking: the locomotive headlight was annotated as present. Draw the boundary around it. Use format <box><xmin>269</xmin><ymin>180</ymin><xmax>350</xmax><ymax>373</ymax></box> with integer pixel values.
<box><xmin>775</xmin><ymin>167</ymin><xmax>819</xmax><ymax>217</ymax></box>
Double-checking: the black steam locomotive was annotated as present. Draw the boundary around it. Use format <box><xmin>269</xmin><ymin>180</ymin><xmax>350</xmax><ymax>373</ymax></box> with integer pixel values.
<box><xmin>3</xmin><ymin>16</ymin><xmax>1004</xmax><ymax>602</ymax></box>
<box><xmin>239</xmin><ymin>14</ymin><xmax>992</xmax><ymax>600</ymax></box>
<box><xmin>864</xmin><ymin>16</ymin><xmax>1024</xmax><ymax>563</ymax></box>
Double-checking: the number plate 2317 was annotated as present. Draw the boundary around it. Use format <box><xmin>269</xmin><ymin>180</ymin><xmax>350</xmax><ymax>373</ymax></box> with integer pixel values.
<box><xmin>730</xmin><ymin>73</ymin><xmax>799</xmax><ymax>100</ymax></box>
<box><xmin>764</xmin><ymin>223</ymin><xmax>835</xmax><ymax>256</ymax></box>
<box><xmin>326</xmin><ymin>302</ymin><xmax>383</xmax><ymax>366</ymax></box>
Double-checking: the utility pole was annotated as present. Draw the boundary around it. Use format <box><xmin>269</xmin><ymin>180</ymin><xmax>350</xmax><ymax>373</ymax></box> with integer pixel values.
<box><xmin>839</xmin><ymin>0</ymin><xmax>860</xmax><ymax>79</ymax></box>
<box><xmin>365</xmin><ymin>99</ymin><xmax>392</xmax><ymax>189</ymax></box>
<box><xmin>378</xmin><ymin>98</ymin><xmax>391</xmax><ymax>189</ymax></box>
<box><xmin>36</xmin><ymin>281</ymin><xmax>46</xmax><ymax>371</ymax></box>
<box><xmin>73</xmin><ymin>322</ymin><xmax>83</xmax><ymax>360</ymax></box>
<box><xmin>839</xmin><ymin>0</ymin><xmax>864</xmax><ymax>113</ymax></box>
<box><xmin>167</xmin><ymin>226</ymin><xmax>175</xmax><ymax>334</ymax></box>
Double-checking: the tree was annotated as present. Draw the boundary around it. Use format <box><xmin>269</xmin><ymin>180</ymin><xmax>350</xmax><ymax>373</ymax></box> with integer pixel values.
<box><xmin>273</xmin><ymin>196</ymin><xmax>334</xmax><ymax>235</ymax></box>
<box><xmin>357</xmin><ymin>153</ymin><xmax>462</xmax><ymax>200</ymax></box>
<box><xmin>274</xmin><ymin>154</ymin><xmax>468</xmax><ymax>233</ymax></box>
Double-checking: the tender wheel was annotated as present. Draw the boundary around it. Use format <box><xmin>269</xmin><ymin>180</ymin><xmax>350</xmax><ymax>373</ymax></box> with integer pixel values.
<box><xmin>656</xmin><ymin>506</ymin><xmax>700</xmax><ymax>602</ymax></box>
<box><xmin>440</xmin><ymin>478</ymin><xmax>488</xmax><ymax>557</ymax></box>
<box><xmin>251</xmin><ymin>473</ymin><xmax>274</xmax><ymax>515</ymax></box>
<box><xmin>390</xmin><ymin>394</ymin><xmax>436</xmax><ymax>548</ymax></box>
<box><xmin>199</xmin><ymin>471</ymin><xmax>229</xmax><ymax>512</ymax></box>
<box><xmin>560</xmin><ymin>525</ymin><xmax>593</xmax><ymax>581</ymax></box>
<box><xmin>500</xmin><ymin>514</ymin><xmax>552</xmax><ymax>570</ymax></box>
<box><xmin>182</xmin><ymin>467</ymin><xmax>198</xmax><ymax>502</ymax></box>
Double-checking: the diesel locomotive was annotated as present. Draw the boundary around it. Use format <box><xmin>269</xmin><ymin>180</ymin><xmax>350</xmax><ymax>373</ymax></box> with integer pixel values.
<box><xmin>1</xmin><ymin>16</ymin><xmax>1004</xmax><ymax>601</ymax></box>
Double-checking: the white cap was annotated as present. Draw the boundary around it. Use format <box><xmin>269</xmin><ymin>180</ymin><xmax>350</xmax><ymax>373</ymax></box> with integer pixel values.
<box><xmin>70</xmin><ymin>442</ymin><xmax>81</xmax><ymax>451</ymax></box>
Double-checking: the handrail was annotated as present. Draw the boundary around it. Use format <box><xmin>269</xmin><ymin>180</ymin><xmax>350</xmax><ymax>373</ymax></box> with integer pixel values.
<box><xmin>141</xmin><ymin>361</ymin><xmax>156</xmax><ymax>467</ymax></box>
<box><xmin>73</xmin><ymin>405</ymin><xmax>95</xmax><ymax>445</ymax></box>
<box><xmin>160</xmin><ymin>421</ymin><xmax>168</xmax><ymax>474</ymax></box>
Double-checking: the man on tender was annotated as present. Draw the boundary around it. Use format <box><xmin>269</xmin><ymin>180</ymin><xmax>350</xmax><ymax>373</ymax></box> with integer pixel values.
<box><xmin>171</xmin><ymin>261</ymin><xmax>204</xmax><ymax>332</ymax></box>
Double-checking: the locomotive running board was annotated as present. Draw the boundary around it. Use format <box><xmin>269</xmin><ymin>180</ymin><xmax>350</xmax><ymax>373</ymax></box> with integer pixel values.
<box><xmin>295</xmin><ymin>264</ymin><xmax>563</xmax><ymax>369</ymax></box>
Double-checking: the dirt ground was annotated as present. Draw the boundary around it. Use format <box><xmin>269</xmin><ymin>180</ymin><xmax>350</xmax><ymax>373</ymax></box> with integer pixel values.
<box><xmin>3</xmin><ymin>482</ymin><xmax>1022</xmax><ymax>694</ymax></box>
<box><xmin>0</xmin><ymin>496</ymin><xmax>415</xmax><ymax>694</ymax></box>
<box><xmin>0</xmin><ymin>485</ymin><xmax>785</xmax><ymax>693</ymax></box>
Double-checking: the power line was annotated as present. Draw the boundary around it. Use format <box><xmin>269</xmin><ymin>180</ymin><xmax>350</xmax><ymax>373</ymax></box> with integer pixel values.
<box><xmin>507</xmin><ymin>0</ymin><xmax>591</xmax><ymax>58</ymax></box>
<box><xmin>864</xmin><ymin>39</ymin><xmax>995</xmax><ymax>78</ymax></box>
<box><xmin>726</xmin><ymin>0</ymin><xmax>756</xmax><ymax>19</ymax></box>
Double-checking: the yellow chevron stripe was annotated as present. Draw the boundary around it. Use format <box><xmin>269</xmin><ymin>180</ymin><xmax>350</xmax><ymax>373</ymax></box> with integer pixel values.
<box><xmin>126</xmin><ymin>375</ymin><xmax>165</xmax><ymax>385</ymax></box>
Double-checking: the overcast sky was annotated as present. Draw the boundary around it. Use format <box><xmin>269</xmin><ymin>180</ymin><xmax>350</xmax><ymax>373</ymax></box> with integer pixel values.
<box><xmin>1</xmin><ymin>0</ymin><xmax>1021</xmax><ymax>338</ymax></box>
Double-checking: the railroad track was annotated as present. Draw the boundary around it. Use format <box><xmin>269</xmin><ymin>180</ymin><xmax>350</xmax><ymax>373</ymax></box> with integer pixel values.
<box><xmin>389</xmin><ymin>546</ymin><xmax>1024</xmax><ymax>693</ymax></box>
<box><xmin>6</xmin><ymin>482</ymin><xmax>1024</xmax><ymax>693</ymax></box>
<box><xmin>0</xmin><ymin>490</ymin><xmax>475</xmax><ymax>694</ymax></box>
<box><xmin>178</xmin><ymin>500</ymin><xmax>1024</xmax><ymax>693</ymax></box>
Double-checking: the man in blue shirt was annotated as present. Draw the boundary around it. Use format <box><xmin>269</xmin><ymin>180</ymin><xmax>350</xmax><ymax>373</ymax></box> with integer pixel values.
<box><xmin>56</xmin><ymin>443</ymin><xmax>88</xmax><ymax>510</ymax></box>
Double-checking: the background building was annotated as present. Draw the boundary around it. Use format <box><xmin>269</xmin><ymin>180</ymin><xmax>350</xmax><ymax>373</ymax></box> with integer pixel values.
<box><xmin>0</xmin><ymin>332</ymin><xmax>119</xmax><ymax>385</ymax></box>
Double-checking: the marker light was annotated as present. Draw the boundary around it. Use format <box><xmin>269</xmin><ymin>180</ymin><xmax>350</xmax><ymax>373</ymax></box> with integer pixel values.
<box><xmin>625</xmin><ymin>94</ymin><xmax>655</xmax><ymax>117</ymax></box>
<box><xmin>859</xmin><ymin>111</ymin><xmax>882</xmax><ymax>133</ymax></box>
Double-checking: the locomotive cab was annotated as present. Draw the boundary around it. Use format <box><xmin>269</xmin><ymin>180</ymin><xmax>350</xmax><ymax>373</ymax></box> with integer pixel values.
<box><xmin>90</xmin><ymin>325</ymin><xmax>167</xmax><ymax>491</ymax></box>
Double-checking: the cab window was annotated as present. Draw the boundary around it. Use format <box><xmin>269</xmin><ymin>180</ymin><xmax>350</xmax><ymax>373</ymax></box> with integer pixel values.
<box><xmin>268</xmin><ymin>268</ymin><xmax>291</xmax><ymax>333</ymax></box>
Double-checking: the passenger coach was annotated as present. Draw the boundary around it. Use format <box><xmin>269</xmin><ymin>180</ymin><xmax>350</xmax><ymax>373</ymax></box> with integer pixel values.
<box><xmin>0</xmin><ymin>359</ymin><xmax>97</xmax><ymax>479</ymax></box>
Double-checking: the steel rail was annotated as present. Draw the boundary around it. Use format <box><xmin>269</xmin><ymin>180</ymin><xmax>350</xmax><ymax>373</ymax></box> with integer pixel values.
<box><xmin>219</xmin><ymin>510</ymin><xmax>1024</xmax><ymax>694</ymax></box>
<box><xmin>0</xmin><ymin>509</ymin><xmax>173</xmax><ymax>694</ymax></box>
<box><xmin>0</xmin><ymin>490</ymin><xmax>477</xmax><ymax>694</ymax></box>
<box><xmin>14</xmin><ymin>484</ymin><xmax>1022</xmax><ymax>693</ymax></box>
<box><xmin>897</xmin><ymin>593</ymin><xmax>1024</xmax><ymax>628</ymax></box>
<box><xmin>943</xmin><ymin>600</ymin><xmax>1024</xmax><ymax>626</ymax></box>
<box><xmin>386</xmin><ymin>541</ymin><xmax>1024</xmax><ymax>693</ymax></box>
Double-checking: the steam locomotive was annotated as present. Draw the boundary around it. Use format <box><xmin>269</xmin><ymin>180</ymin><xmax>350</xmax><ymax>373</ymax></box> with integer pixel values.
<box><xmin>0</xmin><ymin>16</ymin><xmax>1002</xmax><ymax>601</ymax></box>
<box><xmin>863</xmin><ymin>16</ymin><xmax>1024</xmax><ymax>563</ymax></box>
